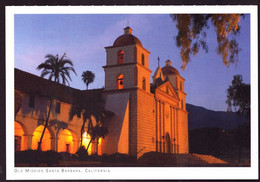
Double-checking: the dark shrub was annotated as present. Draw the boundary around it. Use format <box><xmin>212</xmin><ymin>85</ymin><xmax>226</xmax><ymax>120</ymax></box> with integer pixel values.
<box><xmin>44</xmin><ymin>150</ymin><xmax>61</xmax><ymax>166</ymax></box>
<box><xmin>101</xmin><ymin>153</ymin><xmax>135</xmax><ymax>163</ymax></box>
<box><xmin>88</xmin><ymin>154</ymin><xmax>102</xmax><ymax>161</ymax></box>
<box><xmin>60</xmin><ymin>152</ymin><xmax>76</xmax><ymax>161</ymax></box>
<box><xmin>75</xmin><ymin>146</ymin><xmax>89</xmax><ymax>160</ymax></box>
<box><xmin>15</xmin><ymin>150</ymin><xmax>61</xmax><ymax>166</ymax></box>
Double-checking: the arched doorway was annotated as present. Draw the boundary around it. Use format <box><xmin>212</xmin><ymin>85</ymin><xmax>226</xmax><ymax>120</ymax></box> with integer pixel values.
<box><xmin>31</xmin><ymin>125</ymin><xmax>51</xmax><ymax>151</ymax></box>
<box><xmin>15</xmin><ymin>121</ymin><xmax>25</xmax><ymax>151</ymax></box>
<box><xmin>58</xmin><ymin>129</ymin><xmax>77</xmax><ymax>154</ymax></box>
<box><xmin>165</xmin><ymin>133</ymin><xmax>171</xmax><ymax>154</ymax></box>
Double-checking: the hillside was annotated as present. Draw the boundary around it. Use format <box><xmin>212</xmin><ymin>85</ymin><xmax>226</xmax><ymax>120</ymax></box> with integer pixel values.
<box><xmin>186</xmin><ymin>103</ymin><xmax>248</xmax><ymax>130</ymax></box>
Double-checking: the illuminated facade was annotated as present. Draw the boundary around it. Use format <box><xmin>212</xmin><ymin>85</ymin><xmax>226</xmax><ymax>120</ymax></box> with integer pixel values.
<box><xmin>15</xmin><ymin>26</ymin><xmax>188</xmax><ymax>158</ymax></box>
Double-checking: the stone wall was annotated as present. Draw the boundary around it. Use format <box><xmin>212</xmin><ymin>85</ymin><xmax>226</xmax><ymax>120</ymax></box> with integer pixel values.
<box><xmin>104</xmin><ymin>64</ymin><xmax>136</xmax><ymax>90</ymax></box>
<box><xmin>128</xmin><ymin>91</ymin><xmax>137</xmax><ymax>157</ymax></box>
<box><xmin>136</xmin><ymin>65</ymin><xmax>151</xmax><ymax>93</ymax></box>
<box><xmin>105</xmin><ymin>45</ymin><xmax>136</xmax><ymax>65</ymax></box>
<box><xmin>177</xmin><ymin>109</ymin><xmax>189</xmax><ymax>153</ymax></box>
<box><xmin>15</xmin><ymin>90</ymin><xmax>83</xmax><ymax>152</ymax></box>
<box><xmin>136</xmin><ymin>89</ymin><xmax>156</xmax><ymax>158</ymax></box>
<box><xmin>135</xmin><ymin>45</ymin><xmax>150</xmax><ymax>68</ymax></box>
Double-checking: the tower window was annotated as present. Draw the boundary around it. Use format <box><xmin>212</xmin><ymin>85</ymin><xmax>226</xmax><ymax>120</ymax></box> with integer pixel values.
<box><xmin>141</xmin><ymin>54</ymin><xmax>145</xmax><ymax>66</ymax></box>
<box><xmin>166</xmin><ymin>86</ymin><xmax>169</xmax><ymax>94</ymax></box>
<box><xmin>118</xmin><ymin>50</ymin><xmax>124</xmax><ymax>64</ymax></box>
<box><xmin>142</xmin><ymin>78</ymin><xmax>146</xmax><ymax>90</ymax></box>
<box><xmin>56</xmin><ymin>102</ymin><xmax>61</xmax><ymax>114</ymax></box>
<box><xmin>181</xmin><ymin>99</ymin><xmax>184</xmax><ymax>109</ymax></box>
<box><xmin>180</xmin><ymin>82</ymin><xmax>183</xmax><ymax>91</ymax></box>
<box><xmin>117</xmin><ymin>74</ymin><xmax>124</xmax><ymax>89</ymax></box>
<box><xmin>29</xmin><ymin>94</ymin><xmax>35</xmax><ymax>108</ymax></box>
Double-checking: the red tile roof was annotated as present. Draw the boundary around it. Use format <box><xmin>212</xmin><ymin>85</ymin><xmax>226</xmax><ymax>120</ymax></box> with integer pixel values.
<box><xmin>161</xmin><ymin>65</ymin><xmax>180</xmax><ymax>76</ymax></box>
<box><xmin>113</xmin><ymin>34</ymin><xmax>143</xmax><ymax>47</ymax></box>
<box><xmin>15</xmin><ymin>68</ymin><xmax>103</xmax><ymax>105</ymax></box>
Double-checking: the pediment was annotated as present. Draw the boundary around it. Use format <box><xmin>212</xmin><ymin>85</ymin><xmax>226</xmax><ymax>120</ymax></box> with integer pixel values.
<box><xmin>156</xmin><ymin>81</ymin><xmax>179</xmax><ymax>100</ymax></box>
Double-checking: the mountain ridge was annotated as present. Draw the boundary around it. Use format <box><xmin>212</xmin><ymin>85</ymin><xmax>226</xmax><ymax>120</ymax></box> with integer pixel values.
<box><xmin>186</xmin><ymin>103</ymin><xmax>248</xmax><ymax>130</ymax></box>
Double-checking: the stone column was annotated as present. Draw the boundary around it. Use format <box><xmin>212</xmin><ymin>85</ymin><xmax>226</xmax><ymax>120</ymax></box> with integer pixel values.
<box><xmin>155</xmin><ymin>99</ymin><xmax>158</xmax><ymax>152</ymax></box>
<box><xmin>176</xmin><ymin>108</ymin><xmax>179</xmax><ymax>153</ymax></box>
<box><xmin>159</xmin><ymin>101</ymin><xmax>162</xmax><ymax>152</ymax></box>
<box><xmin>170</xmin><ymin>106</ymin><xmax>173</xmax><ymax>153</ymax></box>
<box><xmin>50</xmin><ymin>137</ymin><xmax>56</xmax><ymax>151</ymax></box>
<box><xmin>23</xmin><ymin>134</ymin><xmax>33</xmax><ymax>150</ymax></box>
<box><xmin>162</xmin><ymin>102</ymin><xmax>165</xmax><ymax>153</ymax></box>
<box><xmin>173</xmin><ymin>107</ymin><xmax>176</xmax><ymax>154</ymax></box>
<box><xmin>55</xmin><ymin>137</ymin><xmax>59</xmax><ymax>152</ymax></box>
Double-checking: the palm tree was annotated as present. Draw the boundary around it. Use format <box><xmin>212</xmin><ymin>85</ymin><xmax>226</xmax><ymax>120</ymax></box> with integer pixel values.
<box><xmin>36</xmin><ymin>53</ymin><xmax>76</xmax><ymax>151</ymax></box>
<box><xmin>82</xmin><ymin>71</ymin><xmax>95</xmax><ymax>90</ymax></box>
<box><xmin>69</xmin><ymin>94</ymin><xmax>112</xmax><ymax>154</ymax></box>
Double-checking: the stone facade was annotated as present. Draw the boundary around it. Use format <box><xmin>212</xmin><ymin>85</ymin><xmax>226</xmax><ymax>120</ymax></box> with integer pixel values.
<box><xmin>14</xmin><ymin>26</ymin><xmax>189</xmax><ymax>159</ymax></box>
<box><xmin>15</xmin><ymin>89</ymin><xmax>83</xmax><ymax>154</ymax></box>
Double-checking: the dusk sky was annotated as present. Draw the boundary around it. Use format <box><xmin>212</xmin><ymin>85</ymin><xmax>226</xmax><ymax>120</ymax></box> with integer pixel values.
<box><xmin>14</xmin><ymin>14</ymin><xmax>250</xmax><ymax>112</ymax></box>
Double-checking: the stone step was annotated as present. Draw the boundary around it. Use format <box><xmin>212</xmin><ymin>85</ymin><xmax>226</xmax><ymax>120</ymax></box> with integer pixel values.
<box><xmin>137</xmin><ymin>152</ymin><xmax>228</xmax><ymax>166</ymax></box>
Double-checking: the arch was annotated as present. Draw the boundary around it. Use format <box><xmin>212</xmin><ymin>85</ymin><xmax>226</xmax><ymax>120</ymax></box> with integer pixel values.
<box><xmin>165</xmin><ymin>133</ymin><xmax>171</xmax><ymax>154</ymax></box>
<box><xmin>31</xmin><ymin>125</ymin><xmax>51</xmax><ymax>151</ymax></box>
<box><xmin>82</xmin><ymin>132</ymin><xmax>92</xmax><ymax>154</ymax></box>
<box><xmin>15</xmin><ymin>120</ymin><xmax>28</xmax><ymax>134</ymax></box>
<box><xmin>117</xmin><ymin>74</ymin><xmax>124</xmax><ymax>90</ymax></box>
<box><xmin>15</xmin><ymin>121</ymin><xmax>26</xmax><ymax>151</ymax></box>
<box><xmin>142</xmin><ymin>77</ymin><xmax>146</xmax><ymax>90</ymax></box>
<box><xmin>58</xmin><ymin>129</ymin><xmax>77</xmax><ymax>154</ymax></box>
<box><xmin>118</xmin><ymin>50</ymin><xmax>124</xmax><ymax>64</ymax></box>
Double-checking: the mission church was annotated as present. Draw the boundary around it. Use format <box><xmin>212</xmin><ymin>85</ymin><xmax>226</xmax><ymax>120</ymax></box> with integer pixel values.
<box><xmin>15</xmin><ymin>26</ymin><xmax>189</xmax><ymax>159</ymax></box>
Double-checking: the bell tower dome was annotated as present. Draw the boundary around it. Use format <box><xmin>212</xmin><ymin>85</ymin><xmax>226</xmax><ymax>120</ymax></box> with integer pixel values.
<box><xmin>103</xmin><ymin>27</ymin><xmax>151</xmax><ymax>92</ymax></box>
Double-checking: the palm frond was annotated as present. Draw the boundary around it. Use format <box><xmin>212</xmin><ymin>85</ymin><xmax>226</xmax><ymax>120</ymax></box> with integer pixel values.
<box><xmin>40</xmin><ymin>70</ymin><xmax>51</xmax><ymax>78</ymax></box>
<box><xmin>63</xmin><ymin>70</ymin><xmax>72</xmax><ymax>81</ymax></box>
<box><xmin>37</xmin><ymin>53</ymin><xmax>76</xmax><ymax>85</ymax></box>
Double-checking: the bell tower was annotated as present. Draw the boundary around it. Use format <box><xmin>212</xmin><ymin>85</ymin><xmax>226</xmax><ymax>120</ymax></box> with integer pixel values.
<box><xmin>102</xmin><ymin>27</ymin><xmax>156</xmax><ymax>159</ymax></box>
<box><xmin>103</xmin><ymin>26</ymin><xmax>152</xmax><ymax>92</ymax></box>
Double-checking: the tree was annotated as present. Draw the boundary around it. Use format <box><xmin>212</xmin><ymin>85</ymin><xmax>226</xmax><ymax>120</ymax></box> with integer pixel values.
<box><xmin>69</xmin><ymin>93</ymin><xmax>112</xmax><ymax>154</ymax></box>
<box><xmin>36</xmin><ymin>53</ymin><xmax>76</xmax><ymax>151</ymax></box>
<box><xmin>171</xmin><ymin>14</ymin><xmax>242</xmax><ymax>70</ymax></box>
<box><xmin>82</xmin><ymin>71</ymin><xmax>95</xmax><ymax>90</ymax></box>
<box><xmin>226</xmin><ymin>75</ymin><xmax>250</xmax><ymax>120</ymax></box>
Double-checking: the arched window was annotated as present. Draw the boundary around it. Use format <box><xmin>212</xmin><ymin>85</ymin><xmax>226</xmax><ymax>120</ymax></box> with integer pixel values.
<box><xmin>142</xmin><ymin>78</ymin><xmax>146</xmax><ymax>90</ymax></box>
<box><xmin>181</xmin><ymin>99</ymin><xmax>184</xmax><ymax>109</ymax></box>
<box><xmin>141</xmin><ymin>54</ymin><xmax>145</xmax><ymax>66</ymax></box>
<box><xmin>118</xmin><ymin>50</ymin><xmax>124</xmax><ymax>64</ymax></box>
<box><xmin>117</xmin><ymin>74</ymin><xmax>124</xmax><ymax>89</ymax></box>
<box><xmin>180</xmin><ymin>82</ymin><xmax>183</xmax><ymax>91</ymax></box>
